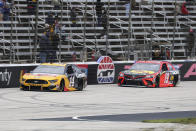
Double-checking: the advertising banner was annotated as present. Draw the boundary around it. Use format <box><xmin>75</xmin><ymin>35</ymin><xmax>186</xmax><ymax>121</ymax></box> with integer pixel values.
<box><xmin>0</xmin><ymin>60</ymin><xmax>196</xmax><ymax>88</ymax></box>
<box><xmin>0</xmin><ymin>66</ymin><xmax>36</xmax><ymax>88</ymax></box>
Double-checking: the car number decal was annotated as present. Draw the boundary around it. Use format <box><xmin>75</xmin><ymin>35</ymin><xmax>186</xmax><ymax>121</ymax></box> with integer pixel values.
<box><xmin>69</xmin><ymin>76</ymin><xmax>75</xmax><ymax>87</ymax></box>
<box><xmin>164</xmin><ymin>72</ymin><xmax>170</xmax><ymax>84</ymax></box>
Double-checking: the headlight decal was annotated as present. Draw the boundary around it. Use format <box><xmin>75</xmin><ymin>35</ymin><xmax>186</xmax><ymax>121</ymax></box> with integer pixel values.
<box><xmin>119</xmin><ymin>73</ymin><xmax>124</xmax><ymax>77</ymax></box>
<box><xmin>145</xmin><ymin>75</ymin><xmax>154</xmax><ymax>79</ymax></box>
<box><xmin>49</xmin><ymin>79</ymin><xmax>58</xmax><ymax>83</ymax></box>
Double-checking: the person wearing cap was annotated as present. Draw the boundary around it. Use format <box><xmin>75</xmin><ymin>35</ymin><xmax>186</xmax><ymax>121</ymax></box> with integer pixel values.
<box><xmin>39</xmin><ymin>32</ymin><xmax>51</xmax><ymax>63</ymax></box>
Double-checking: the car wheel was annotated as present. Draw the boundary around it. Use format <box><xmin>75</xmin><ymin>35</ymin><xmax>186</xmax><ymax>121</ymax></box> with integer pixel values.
<box><xmin>77</xmin><ymin>79</ymin><xmax>84</xmax><ymax>91</ymax></box>
<box><xmin>118</xmin><ymin>79</ymin><xmax>126</xmax><ymax>86</ymax></box>
<box><xmin>21</xmin><ymin>87</ymin><xmax>28</xmax><ymax>91</ymax></box>
<box><xmin>155</xmin><ymin>76</ymin><xmax>160</xmax><ymax>88</ymax></box>
<box><xmin>118</xmin><ymin>79</ymin><xmax>122</xmax><ymax>86</ymax></box>
<box><xmin>173</xmin><ymin>75</ymin><xmax>179</xmax><ymax>87</ymax></box>
<box><xmin>58</xmin><ymin>81</ymin><xmax>64</xmax><ymax>92</ymax></box>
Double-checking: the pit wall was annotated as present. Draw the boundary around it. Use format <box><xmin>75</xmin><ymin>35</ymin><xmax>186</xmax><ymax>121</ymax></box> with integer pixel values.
<box><xmin>0</xmin><ymin>60</ymin><xmax>196</xmax><ymax>88</ymax></box>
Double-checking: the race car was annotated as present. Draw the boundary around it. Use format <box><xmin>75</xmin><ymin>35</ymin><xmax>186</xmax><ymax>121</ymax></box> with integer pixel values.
<box><xmin>118</xmin><ymin>61</ymin><xmax>180</xmax><ymax>87</ymax></box>
<box><xmin>20</xmin><ymin>63</ymin><xmax>87</xmax><ymax>91</ymax></box>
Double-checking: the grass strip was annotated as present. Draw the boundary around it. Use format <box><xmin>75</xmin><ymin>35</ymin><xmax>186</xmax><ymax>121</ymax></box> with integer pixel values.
<box><xmin>142</xmin><ymin>118</ymin><xmax>196</xmax><ymax>124</ymax></box>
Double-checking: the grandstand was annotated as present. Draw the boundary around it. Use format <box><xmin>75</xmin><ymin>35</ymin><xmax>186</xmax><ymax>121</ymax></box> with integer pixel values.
<box><xmin>0</xmin><ymin>0</ymin><xmax>196</xmax><ymax>63</ymax></box>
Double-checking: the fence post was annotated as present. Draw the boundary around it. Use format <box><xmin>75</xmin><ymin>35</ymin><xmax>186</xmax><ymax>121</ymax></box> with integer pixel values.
<box><xmin>34</xmin><ymin>0</ymin><xmax>39</xmax><ymax>63</ymax></box>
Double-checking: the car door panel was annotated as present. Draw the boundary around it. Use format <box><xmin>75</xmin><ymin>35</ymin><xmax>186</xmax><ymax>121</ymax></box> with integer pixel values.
<box><xmin>160</xmin><ymin>71</ymin><xmax>175</xmax><ymax>87</ymax></box>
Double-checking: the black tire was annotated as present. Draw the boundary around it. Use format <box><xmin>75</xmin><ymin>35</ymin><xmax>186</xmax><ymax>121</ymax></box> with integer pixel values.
<box><xmin>77</xmin><ymin>79</ymin><xmax>84</xmax><ymax>91</ymax></box>
<box><xmin>155</xmin><ymin>76</ymin><xmax>160</xmax><ymax>88</ymax></box>
<box><xmin>20</xmin><ymin>86</ymin><xmax>28</xmax><ymax>91</ymax></box>
<box><xmin>20</xmin><ymin>86</ymin><xmax>24</xmax><ymax>91</ymax></box>
<box><xmin>58</xmin><ymin>81</ymin><xmax>64</xmax><ymax>92</ymax></box>
<box><xmin>173</xmin><ymin>75</ymin><xmax>179</xmax><ymax>87</ymax></box>
<box><xmin>118</xmin><ymin>79</ymin><xmax>123</xmax><ymax>86</ymax></box>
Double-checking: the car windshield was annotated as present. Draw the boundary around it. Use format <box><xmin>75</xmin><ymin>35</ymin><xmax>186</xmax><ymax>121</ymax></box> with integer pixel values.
<box><xmin>130</xmin><ymin>63</ymin><xmax>160</xmax><ymax>72</ymax></box>
<box><xmin>32</xmin><ymin>65</ymin><xmax>65</xmax><ymax>74</ymax></box>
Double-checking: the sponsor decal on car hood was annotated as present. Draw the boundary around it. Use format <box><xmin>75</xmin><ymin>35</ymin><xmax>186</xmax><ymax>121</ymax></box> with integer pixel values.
<box><xmin>23</xmin><ymin>73</ymin><xmax>60</xmax><ymax>80</ymax></box>
<box><xmin>124</xmin><ymin>70</ymin><xmax>155</xmax><ymax>75</ymax></box>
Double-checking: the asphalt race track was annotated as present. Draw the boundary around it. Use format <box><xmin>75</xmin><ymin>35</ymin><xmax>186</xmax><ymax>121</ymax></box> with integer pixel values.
<box><xmin>1</xmin><ymin>82</ymin><xmax>196</xmax><ymax>131</ymax></box>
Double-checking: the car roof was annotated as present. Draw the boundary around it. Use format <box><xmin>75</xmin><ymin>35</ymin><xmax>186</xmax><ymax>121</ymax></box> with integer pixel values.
<box><xmin>136</xmin><ymin>60</ymin><xmax>168</xmax><ymax>64</ymax></box>
<box><xmin>40</xmin><ymin>63</ymin><xmax>67</xmax><ymax>67</ymax></box>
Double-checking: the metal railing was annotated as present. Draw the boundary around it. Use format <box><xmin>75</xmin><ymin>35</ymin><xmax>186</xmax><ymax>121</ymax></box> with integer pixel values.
<box><xmin>1</xmin><ymin>0</ymin><xmax>195</xmax><ymax>63</ymax></box>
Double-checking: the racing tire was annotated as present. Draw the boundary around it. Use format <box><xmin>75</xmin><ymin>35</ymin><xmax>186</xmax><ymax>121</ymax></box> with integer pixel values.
<box><xmin>77</xmin><ymin>79</ymin><xmax>84</xmax><ymax>91</ymax></box>
<box><xmin>173</xmin><ymin>75</ymin><xmax>179</xmax><ymax>87</ymax></box>
<box><xmin>21</xmin><ymin>87</ymin><xmax>28</xmax><ymax>91</ymax></box>
<box><xmin>155</xmin><ymin>76</ymin><xmax>160</xmax><ymax>88</ymax></box>
<box><xmin>118</xmin><ymin>79</ymin><xmax>122</xmax><ymax>87</ymax></box>
<box><xmin>58</xmin><ymin>81</ymin><xmax>65</xmax><ymax>92</ymax></box>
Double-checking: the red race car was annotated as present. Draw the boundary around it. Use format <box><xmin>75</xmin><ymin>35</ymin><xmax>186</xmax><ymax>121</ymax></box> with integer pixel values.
<box><xmin>118</xmin><ymin>61</ymin><xmax>180</xmax><ymax>87</ymax></box>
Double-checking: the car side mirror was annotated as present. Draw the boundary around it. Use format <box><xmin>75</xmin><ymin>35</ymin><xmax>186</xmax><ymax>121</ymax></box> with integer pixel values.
<box><xmin>81</xmin><ymin>69</ymin><xmax>86</xmax><ymax>73</ymax></box>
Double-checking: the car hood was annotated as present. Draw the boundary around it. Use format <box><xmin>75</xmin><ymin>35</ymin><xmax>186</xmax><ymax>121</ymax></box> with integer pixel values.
<box><xmin>23</xmin><ymin>73</ymin><xmax>61</xmax><ymax>80</ymax></box>
<box><xmin>122</xmin><ymin>70</ymin><xmax>156</xmax><ymax>76</ymax></box>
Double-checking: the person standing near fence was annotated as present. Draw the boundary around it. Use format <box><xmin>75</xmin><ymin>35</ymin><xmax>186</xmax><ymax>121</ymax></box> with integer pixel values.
<box><xmin>0</xmin><ymin>1</ymin><xmax>4</xmax><ymax>21</ymax></box>
<box><xmin>47</xmin><ymin>32</ymin><xmax>59</xmax><ymax>63</ymax></box>
<box><xmin>181</xmin><ymin>2</ymin><xmax>189</xmax><ymax>15</ymax></box>
<box><xmin>27</xmin><ymin>0</ymin><xmax>37</xmax><ymax>15</ymax></box>
<box><xmin>39</xmin><ymin>32</ymin><xmax>51</xmax><ymax>63</ymax></box>
<box><xmin>125</xmin><ymin>1</ymin><xmax>130</xmax><ymax>16</ymax></box>
<box><xmin>100</xmin><ymin>9</ymin><xmax>108</xmax><ymax>39</ymax></box>
<box><xmin>70</xmin><ymin>7</ymin><xmax>77</xmax><ymax>27</ymax></box>
<box><xmin>96</xmin><ymin>0</ymin><xmax>103</xmax><ymax>27</ymax></box>
<box><xmin>2</xmin><ymin>3</ymin><xmax>10</xmax><ymax>21</ymax></box>
<box><xmin>186</xmin><ymin>29</ymin><xmax>195</xmax><ymax>59</ymax></box>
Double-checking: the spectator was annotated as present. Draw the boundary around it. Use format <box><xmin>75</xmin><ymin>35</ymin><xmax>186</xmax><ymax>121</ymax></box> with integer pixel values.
<box><xmin>160</xmin><ymin>46</ymin><xmax>166</xmax><ymax>60</ymax></box>
<box><xmin>27</xmin><ymin>0</ymin><xmax>37</xmax><ymax>15</ymax></box>
<box><xmin>72</xmin><ymin>51</ymin><xmax>77</xmax><ymax>62</ymax></box>
<box><xmin>152</xmin><ymin>46</ymin><xmax>161</xmax><ymax>60</ymax></box>
<box><xmin>125</xmin><ymin>1</ymin><xmax>130</xmax><ymax>16</ymax></box>
<box><xmin>100</xmin><ymin>9</ymin><xmax>108</xmax><ymax>38</ymax></box>
<box><xmin>181</xmin><ymin>2</ymin><xmax>189</xmax><ymax>15</ymax></box>
<box><xmin>95</xmin><ymin>50</ymin><xmax>101</xmax><ymax>60</ymax></box>
<box><xmin>51</xmin><ymin>0</ymin><xmax>61</xmax><ymax>10</ymax></box>
<box><xmin>0</xmin><ymin>1</ymin><xmax>4</xmax><ymax>21</ymax></box>
<box><xmin>91</xmin><ymin>50</ymin><xmax>95</xmax><ymax>61</ymax></box>
<box><xmin>49</xmin><ymin>33</ymin><xmax>59</xmax><ymax>62</ymax></box>
<box><xmin>131</xmin><ymin>0</ymin><xmax>136</xmax><ymax>9</ymax></box>
<box><xmin>45</xmin><ymin>12</ymin><xmax>55</xmax><ymax>26</ymax></box>
<box><xmin>175</xmin><ymin>3</ymin><xmax>181</xmax><ymax>15</ymax></box>
<box><xmin>166</xmin><ymin>47</ymin><xmax>171</xmax><ymax>60</ymax></box>
<box><xmin>54</xmin><ymin>15</ymin><xmax>60</xmax><ymax>34</ymax></box>
<box><xmin>96</xmin><ymin>0</ymin><xmax>103</xmax><ymax>26</ymax></box>
<box><xmin>39</xmin><ymin>32</ymin><xmax>50</xmax><ymax>63</ymax></box>
<box><xmin>186</xmin><ymin>29</ymin><xmax>195</xmax><ymax>59</ymax></box>
<box><xmin>80</xmin><ymin>49</ymin><xmax>87</xmax><ymax>62</ymax></box>
<box><xmin>2</xmin><ymin>3</ymin><xmax>10</xmax><ymax>21</ymax></box>
<box><xmin>70</xmin><ymin>7</ymin><xmax>77</xmax><ymax>27</ymax></box>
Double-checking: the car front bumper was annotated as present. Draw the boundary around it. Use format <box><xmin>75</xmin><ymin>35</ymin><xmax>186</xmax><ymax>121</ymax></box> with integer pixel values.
<box><xmin>20</xmin><ymin>83</ymin><xmax>59</xmax><ymax>91</ymax></box>
<box><xmin>118</xmin><ymin>77</ymin><xmax>156</xmax><ymax>87</ymax></box>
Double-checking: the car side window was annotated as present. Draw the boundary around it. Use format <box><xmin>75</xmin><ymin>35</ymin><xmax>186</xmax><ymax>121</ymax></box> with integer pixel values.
<box><xmin>167</xmin><ymin>63</ymin><xmax>173</xmax><ymax>71</ymax></box>
<box><xmin>72</xmin><ymin>65</ymin><xmax>81</xmax><ymax>73</ymax></box>
<box><xmin>162</xmin><ymin>64</ymin><xmax>168</xmax><ymax>71</ymax></box>
<box><xmin>67</xmin><ymin>65</ymin><xmax>74</xmax><ymax>74</ymax></box>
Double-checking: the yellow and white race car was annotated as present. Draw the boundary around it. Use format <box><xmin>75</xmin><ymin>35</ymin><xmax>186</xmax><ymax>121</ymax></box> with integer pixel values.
<box><xmin>20</xmin><ymin>63</ymin><xmax>87</xmax><ymax>91</ymax></box>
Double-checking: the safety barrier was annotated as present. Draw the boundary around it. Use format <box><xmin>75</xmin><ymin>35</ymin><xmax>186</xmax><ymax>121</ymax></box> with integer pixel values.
<box><xmin>0</xmin><ymin>60</ymin><xmax>196</xmax><ymax>88</ymax></box>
